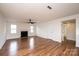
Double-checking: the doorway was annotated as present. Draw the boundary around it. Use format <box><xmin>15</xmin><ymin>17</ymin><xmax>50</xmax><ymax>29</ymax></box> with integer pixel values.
<box><xmin>61</xmin><ymin>19</ymin><xmax>76</xmax><ymax>46</ymax></box>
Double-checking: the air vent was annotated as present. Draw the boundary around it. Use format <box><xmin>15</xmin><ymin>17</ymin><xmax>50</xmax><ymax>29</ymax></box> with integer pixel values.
<box><xmin>47</xmin><ymin>6</ymin><xmax>52</xmax><ymax>9</ymax></box>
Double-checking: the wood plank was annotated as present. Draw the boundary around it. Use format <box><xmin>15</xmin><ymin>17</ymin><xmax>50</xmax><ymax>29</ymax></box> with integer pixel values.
<box><xmin>0</xmin><ymin>36</ymin><xmax>78</xmax><ymax>56</ymax></box>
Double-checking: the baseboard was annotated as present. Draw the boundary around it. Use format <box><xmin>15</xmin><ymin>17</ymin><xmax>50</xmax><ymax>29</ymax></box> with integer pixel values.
<box><xmin>36</xmin><ymin>35</ymin><xmax>61</xmax><ymax>43</ymax></box>
<box><xmin>76</xmin><ymin>44</ymin><xmax>79</xmax><ymax>48</ymax></box>
<box><xmin>66</xmin><ymin>39</ymin><xmax>76</xmax><ymax>41</ymax></box>
<box><xmin>0</xmin><ymin>39</ymin><xmax>6</xmax><ymax>50</ymax></box>
<box><xmin>7</xmin><ymin>37</ymin><xmax>20</xmax><ymax>40</ymax></box>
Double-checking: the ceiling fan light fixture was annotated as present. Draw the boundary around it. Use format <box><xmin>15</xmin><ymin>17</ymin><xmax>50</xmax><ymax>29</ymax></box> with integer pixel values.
<box><xmin>26</xmin><ymin>19</ymin><xmax>36</xmax><ymax>24</ymax></box>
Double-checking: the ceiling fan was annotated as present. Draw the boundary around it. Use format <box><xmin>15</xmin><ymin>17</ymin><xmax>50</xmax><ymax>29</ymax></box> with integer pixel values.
<box><xmin>26</xmin><ymin>19</ymin><xmax>36</xmax><ymax>24</ymax></box>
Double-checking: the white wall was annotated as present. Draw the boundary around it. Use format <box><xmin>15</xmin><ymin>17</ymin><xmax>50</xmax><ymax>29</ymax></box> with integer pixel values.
<box><xmin>37</xmin><ymin>19</ymin><xmax>63</xmax><ymax>43</ymax></box>
<box><xmin>6</xmin><ymin>21</ymin><xmax>36</xmax><ymax>39</ymax></box>
<box><xmin>36</xmin><ymin>14</ymin><xmax>79</xmax><ymax>47</ymax></box>
<box><xmin>37</xmin><ymin>20</ymin><xmax>61</xmax><ymax>42</ymax></box>
<box><xmin>0</xmin><ymin>14</ymin><xmax>6</xmax><ymax>49</ymax></box>
<box><xmin>76</xmin><ymin>18</ymin><xmax>79</xmax><ymax>47</ymax></box>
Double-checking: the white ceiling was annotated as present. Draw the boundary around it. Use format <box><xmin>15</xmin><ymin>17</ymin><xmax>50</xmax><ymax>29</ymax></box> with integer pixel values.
<box><xmin>0</xmin><ymin>3</ymin><xmax>79</xmax><ymax>22</ymax></box>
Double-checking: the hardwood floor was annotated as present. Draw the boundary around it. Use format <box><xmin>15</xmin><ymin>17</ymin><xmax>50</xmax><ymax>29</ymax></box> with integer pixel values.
<box><xmin>0</xmin><ymin>36</ymin><xmax>79</xmax><ymax>56</ymax></box>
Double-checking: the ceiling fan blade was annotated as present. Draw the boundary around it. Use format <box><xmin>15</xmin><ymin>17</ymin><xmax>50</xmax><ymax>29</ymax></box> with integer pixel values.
<box><xmin>29</xmin><ymin>19</ymin><xmax>32</xmax><ymax>22</ymax></box>
<box><xmin>25</xmin><ymin>19</ymin><xmax>37</xmax><ymax>24</ymax></box>
<box><xmin>26</xmin><ymin>22</ymin><xmax>36</xmax><ymax>24</ymax></box>
<box><xmin>32</xmin><ymin>22</ymin><xmax>36</xmax><ymax>23</ymax></box>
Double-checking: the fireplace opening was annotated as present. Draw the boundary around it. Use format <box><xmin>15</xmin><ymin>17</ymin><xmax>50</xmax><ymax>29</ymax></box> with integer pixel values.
<box><xmin>21</xmin><ymin>31</ymin><xmax>28</xmax><ymax>38</ymax></box>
